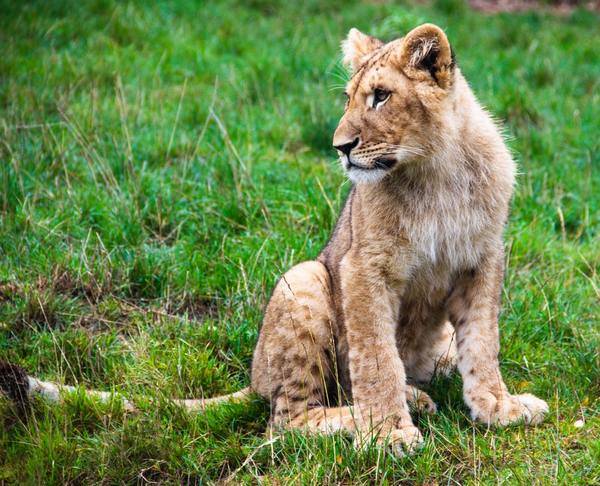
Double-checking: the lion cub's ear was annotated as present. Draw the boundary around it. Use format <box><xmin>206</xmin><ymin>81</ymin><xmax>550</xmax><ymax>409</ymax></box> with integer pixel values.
<box><xmin>341</xmin><ymin>28</ymin><xmax>383</xmax><ymax>73</ymax></box>
<box><xmin>397</xmin><ymin>24</ymin><xmax>454</xmax><ymax>88</ymax></box>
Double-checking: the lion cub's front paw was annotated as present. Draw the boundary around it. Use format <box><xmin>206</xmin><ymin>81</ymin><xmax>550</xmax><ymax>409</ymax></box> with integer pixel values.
<box><xmin>382</xmin><ymin>425</ymin><xmax>424</xmax><ymax>457</ymax></box>
<box><xmin>354</xmin><ymin>425</ymin><xmax>424</xmax><ymax>457</ymax></box>
<box><xmin>468</xmin><ymin>391</ymin><xmax>548</xmax><ymax>426</ymax></box>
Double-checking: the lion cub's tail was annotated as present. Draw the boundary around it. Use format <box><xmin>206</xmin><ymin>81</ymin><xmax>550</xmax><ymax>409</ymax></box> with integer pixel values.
<box><xmin>0</xmin><ymin>360</ymin><xmax>252</xmax><ymax>415</ymax></box>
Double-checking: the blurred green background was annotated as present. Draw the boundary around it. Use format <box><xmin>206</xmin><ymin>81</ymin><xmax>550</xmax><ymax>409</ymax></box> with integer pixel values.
<box><xmin>0</xmin><ymin>0</ymin><xmax>598</xmax><ymax>483</ymax></box>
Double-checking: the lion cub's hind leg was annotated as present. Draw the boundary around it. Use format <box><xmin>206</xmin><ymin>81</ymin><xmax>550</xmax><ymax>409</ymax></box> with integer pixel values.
<box><xmin>251</xmin><ymin>261</ymin><xmax>358</xmax><ymax>435</ymax></box>
<box><xmin>403</xmin><ymin>320</ymin><xmax>457</xmax><ymax>384</ymax></box>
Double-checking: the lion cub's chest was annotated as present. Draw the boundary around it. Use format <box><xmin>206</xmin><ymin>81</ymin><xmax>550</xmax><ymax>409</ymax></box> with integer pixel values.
<box><xmin>389</xmin><ymin>182</ymin><xmax>496</xmax><ymax>292</ymax></box>
<box><xmin>395</xmin><ymin>196</ymin><xmax>490</xmax><ymax>311</ymax></box>
<box><xmin>407</xmin><ymin>201</ymin><xmax>486</xmax><ymax>271</ymax></box>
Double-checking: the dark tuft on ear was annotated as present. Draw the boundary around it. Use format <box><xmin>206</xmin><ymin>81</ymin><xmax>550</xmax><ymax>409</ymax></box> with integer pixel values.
<box><xmin>398</xmin><ymin>24</ymin><xmax>454</xmax><ymax>88</ymax></box>
<box><xmin>341</xmin><ymin>28</ymin><xmax>383</xmax><ymax>73</ymax></box>
<box><xmin>419</xmin><ymin>43</ymin><xmax>441</xmax><ymax>81</ymax></box>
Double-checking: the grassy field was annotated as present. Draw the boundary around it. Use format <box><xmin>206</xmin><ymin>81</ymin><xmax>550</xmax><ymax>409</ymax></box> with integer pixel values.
<box><xmin>0</xmin><ymin>0</ymin><xmax>598</xmax><ymax>483</ymax></box>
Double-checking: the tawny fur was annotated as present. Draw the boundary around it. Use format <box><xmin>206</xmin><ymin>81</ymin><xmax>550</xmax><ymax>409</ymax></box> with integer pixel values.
<box><xmin>1</xmin><ymin>24</ymin><xmax>547</xmax><ymax>456</ymax></box>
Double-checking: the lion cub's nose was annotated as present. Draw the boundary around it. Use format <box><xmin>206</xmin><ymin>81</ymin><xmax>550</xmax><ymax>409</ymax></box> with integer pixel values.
<box><xmin>333</xmin><ymin>137</ymin><xmax>359</xmax><ymax>156</ymax></box>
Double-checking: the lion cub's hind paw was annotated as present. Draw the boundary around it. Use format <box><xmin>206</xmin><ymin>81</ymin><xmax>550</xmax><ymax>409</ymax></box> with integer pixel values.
<box><xmin>407</xmin><ymin>386</ymin><xmax>437</xmax><ymax>414</ymax></box>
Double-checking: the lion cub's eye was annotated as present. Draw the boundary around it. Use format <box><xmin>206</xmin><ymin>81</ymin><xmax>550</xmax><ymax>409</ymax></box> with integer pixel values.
<box><xmin>372</xmin><ymin>88</ymin><xmax>391</xmax><ymax>108</ymax></box>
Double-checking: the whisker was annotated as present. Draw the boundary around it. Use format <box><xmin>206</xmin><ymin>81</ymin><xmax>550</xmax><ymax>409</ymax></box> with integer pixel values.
<box><xmin>370</xmin><ymin>148</ymin><xmax>426</xmax><ymax>159</ymax></box>
<box><xmin>386</xmin><ymin>143</ymin><xmax>426</xmax><ymax>153</ymax></box>
<box><xmin>385</xmin><ymin>146</ymin><xmax>426</xmax><ymax>156</ymax></box>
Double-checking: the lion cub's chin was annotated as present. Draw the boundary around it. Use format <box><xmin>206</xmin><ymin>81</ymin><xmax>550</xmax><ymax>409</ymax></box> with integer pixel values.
<box><xmin>346</xmin><ymin>167</ymin><xmax>390</xmax><ymax>184</ymax></box>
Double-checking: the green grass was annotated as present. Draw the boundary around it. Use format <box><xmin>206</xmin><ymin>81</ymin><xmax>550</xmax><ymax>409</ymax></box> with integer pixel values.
<box><xmin>0</xmin><ymin>0</ymin><xmax>598</xmax><ymax>483</ymax></box>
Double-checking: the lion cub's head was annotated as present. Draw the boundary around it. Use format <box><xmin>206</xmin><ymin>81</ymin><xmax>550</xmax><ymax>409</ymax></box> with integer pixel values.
<box><xmin>333</xmin><ymin>23</ymin><xmax>456</xmax><ymax>184</ymax></box>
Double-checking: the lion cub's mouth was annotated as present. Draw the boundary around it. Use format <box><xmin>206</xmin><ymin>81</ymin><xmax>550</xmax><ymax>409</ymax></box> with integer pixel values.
<box><xmin>373</xmin><ymin>157</ymin><xmax>397</xmax><ymax>170</ymax></box>
<box><xmin>346</xmin><ymin>157</ymin><xmax>397</xmax><ymax>171</ymax></box>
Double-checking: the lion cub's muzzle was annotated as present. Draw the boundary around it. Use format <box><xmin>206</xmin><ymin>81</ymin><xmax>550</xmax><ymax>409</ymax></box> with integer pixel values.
<box><xmin>334</xmin><ymin>137</ymin><xmax>397</xmax><ymax>183</ymax></box>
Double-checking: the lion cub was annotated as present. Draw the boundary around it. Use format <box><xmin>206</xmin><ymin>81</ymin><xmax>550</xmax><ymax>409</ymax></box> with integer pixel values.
<box><xmin>251</xmin><ymin>23</ymin><xmax>548</xmax><ymax>454</ymax></box>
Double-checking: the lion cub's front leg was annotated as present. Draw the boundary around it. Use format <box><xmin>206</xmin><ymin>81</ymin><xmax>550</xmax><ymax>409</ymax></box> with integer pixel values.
<box><xmin>340</xmin><ymin>254</ymin><xmax>422</xmax><ymax>456</ymax></box>
<box><xmin>449</xmin><ymin>253</ymin><xmax>548</xmax><ymax>426</ymax></box>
